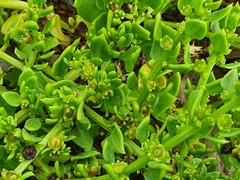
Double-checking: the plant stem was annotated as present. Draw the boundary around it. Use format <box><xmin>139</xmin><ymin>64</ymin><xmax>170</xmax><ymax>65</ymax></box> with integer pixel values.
<box><xmin>123</xmin><ymin>136</ymin><xmax>144</xmax><ymax>156</ymax></box>
<box><xmin>163</xmin><ymin>124</ymin><xmax>200</xmax><ymax>151</ymax></box>
<box><xmin>64</xmin><ymin>68</ymin><xmax>82</xmax><ymax>81</ymax></box>
<box><xmin>123</xmin><ymin>154</ymin><xmax>150</xmax><ymax>175</ymax></box>
<box><xmin>33</xmin><ymin>157</ymin><xmax>53</xmax><ymax>176</ymax></box>
<box><xmin>163</xmin><ymin>96</ymin><xmax>240</xmax><ymax>151</ymax></box>
<box><xmin>197</xmin><ymin>53</ymin><xmax>217</xmax><ymax>88</ymax></box>
<box><xmin>0</xmin><ymin>50</ymin><xmax>25</xmax><ymax>71</ymax></box>
<box><xmin>211</xmin><ymin>96</ymin><xmax>240</xmax><ymax>117</ymax></box>
<box><xmin>84</xmin><ymin>105</ymin><xmax>145</xmax><ymax>157</ymax></box>
<box><xmin>84</xmin><ymin>105</ymin><xmax>112</xmax><ymax>132</ymax></box>
<box><xmin>15</xmin><ymin>109</ymin><xmax>29</xmax><ymax>125</ymax></box>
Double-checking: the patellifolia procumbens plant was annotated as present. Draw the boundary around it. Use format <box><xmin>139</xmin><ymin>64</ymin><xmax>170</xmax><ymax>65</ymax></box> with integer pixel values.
<box><xmin>0</xmin><ymin>0</ymin><xmax>240</xmax><ymax>179</ymax></box>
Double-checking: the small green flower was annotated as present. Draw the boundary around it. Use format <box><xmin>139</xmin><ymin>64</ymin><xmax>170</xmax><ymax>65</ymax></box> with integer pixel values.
<box><xmin>142</xmin><ymin>140</ymin><xmax>170</xmax><ymax>163</ymax></box>
<box><xmin>147</xmin><ymin>80</ymin><xmax>156</xmax><ymax>92</ymax></box>
<box><xmin>217</xmin><ymin>114</ymin><xmax>233</xmax><ymax>132</ymax></box>
<box><xmin>83</xmin><ymin>62</ymin><xmax>95</xmax><ymax>78</ymax></box>
<box><xmin>160</xmin><ymin>35</ymin><xmax>173</xmax><ymax>51</ymax></box>
<box><xmin>48</xmin><ymin>134</ymin><xmax>65</xmax><ymax>150</ymax></box>
<box><xmin>1</xmin><ymin>169</ymin><xmax>18</xmax><ymax>180</ymax></box>
<box><xmin>112</xmin><ymin>161</ymin><xmax>128</xmax><ymax>174</ymax></box>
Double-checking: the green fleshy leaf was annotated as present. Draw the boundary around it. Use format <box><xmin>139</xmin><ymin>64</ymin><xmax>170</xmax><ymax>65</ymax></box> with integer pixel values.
<box><xmin>210</xmin><ymin>30</ymin><xmax>229</xmax><ymax>55</ymax></box>
<box><xmin>22</xmin><ymin>128</ymin><xmax>42</xmax><ymax>142</ymax></box>
<box><xmin>167</xmin><ymin>72</ymin><xmax>181</xmax><ymax>97</ymax></box>
<box><xmin>185</xmin><ymin>19</ymin><xmax>207</xmax><ymax>40</ymax></box>
<box><xmin>132</xmin><ymin>23</ymin><xmax>151</xmax><ymax>41</ymax></box>
<box><xmin>107</xmin><ymin>122</ymin><xmax>125</xmax><ymax>154</ymax></box>
<box><xmin>208</xmin><ymin>4</ymin><xmax>232</xmax><ymax>22</ymax></box>
<box><xmin>74</xmin><ymin>0</ymin><xmax>104</xmax><ymax>22</ymax></box>
<box><xmin>119</xmin><ymin>45</ymin><xmax>141</xmax><ymax>72</ymax></box>
<box><xmin>117</xmin><ymin>33</ymin><xmax>134</xmax><ymax>48</ymax></box>
<box><xmin>14</xmin><ymin>48</ymin><xmax>27</xmax><ymax>60</ymax></box>
<box><xmin>71</xmin><ymin>124</ymin><xmax>99</xmax><ymax>150</ymax></box>
<box><xmin>18</xmin><ymin>67</ymin><xmax>34</xmax><ymax>86</ymax></box>
<box><xmin>152</xmin><ymin>93</ymin><xmax>176</xmax><ymax>118</ymax></box>
<box><xmin>138</xmin><ymin>0</ymin><xmax>163</xmax><ymax>12</ymax></box>
<box><xmin>44</xmin><ymin>36</ymin><xmax>59</xmax><ymax>51</ymax></box>
<box><xmin>24</xmin><ymin>118</ymin><xmax>42</xmax><ymax>131</ymax></box>
<box><xmin>136</xmin><ymin>116</ymin><xmax>150</xmax><ymax>143</ymax></box>
<box><xmin>177</xmin><ymin>0</ymin><xmax>193</xmax><ymax>16</ymax></box>
<box><xmin>221</xmin><ymin>68</ymin><xmax>238</xmax><ymax>92</ymax></box>
<box><xmin>104</xmin><ymin>87</ymin><xmax>125</xmax><ymax>112</ymax></box>
<box><xmin>42</xmin><ymin>18</ymin><xmax>55</xmax><ymax>34</ymax></box>
<box><xmin>71</xmin><ymin>151</ymin><xmax>100</xmax><ymax>160</ymax></box>
<box><xmin>102</xmin><ymin>139</ymin><xmax>115</xmax><ymax>163</ymax></box>
<box><xmin>26</xmin><ymin>76</ymin><xmax>37</xmax><ymax>89</ymax></box>
<box><xmin>144</xmin><ymin>167</ymin><xmax>163</xmax><ymax>180</ymax></box>
<box><xmin>127</xmin><ymin>72</ymin><xmax>138</xmax><ymax>92</ymax></box>
<box><xmin>1</xmin><ymin>92</ymin><xmax>20</xmax><ymax>107</ymax></box>
<box><xmin>90</xmin><ymin>34</ymin><xmax>112</xmax><ymax>61</ymax></box>
<box><xmin>205</xmin><ymin>1</ymin><xmax>222</xmax><ymax>10</ymax></box>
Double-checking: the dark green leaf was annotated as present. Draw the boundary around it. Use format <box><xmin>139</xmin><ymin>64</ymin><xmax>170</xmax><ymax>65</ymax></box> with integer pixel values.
<box><xmin>71</xmin><ymin>127</ymin><xmax>94</xmax><ymax>150</ymax></box>
<box><xmin>132</xmin><ymin>23</ymin><xmax>151</xmax><ymax>41</ymax></box>
<box><xmin>136</xmin><ymin>116</ymin><xmax>150</xmax><ymax>143</ymax></box>
<box><xmin>107</xmin><ymin>122</ymin><xmax>125</xmax><ymax>154</ymax></box>
<box><xmin>144</xmin><ymin>167</ymin><xmax>163</xmax><ymax>180</ymax></box>
<box><xmin>119</xmin><ymin>45</ymin><xmax>141</xmax><ymax>72</ymax></box>
<box><xmin>74</xmin><ymin>0</ymin><xmax>104</xmax><ymax>22</ymax></box>
<box><xmin>0</xmin><ymin>146</ymin><xmax>19</xmax><ymax>171</ymax></box>
<box><xmin>102</xmin><ymin>139</ymin><xmax>115</xmax><ymax>163</ymax></box>
<box><xmin>152</xmin><ymin>93</ymin><xmax>176</xmax><ymax>118</ymax></box>
<box><xmin>90</xmin><ymin>34</ymin><xmax>112</xmax><ymax>61</ymax></box>
<box><xmin>167</xmin><ymin>72</ymin><xmax>181</xmax><ymax>97</ymax></box>
<box><xmin>127</xmin><ymin>72</ymin><xmax>138</xmax><ymax>92</ymax></box>
<box><xmin>44</xmin><ymin>36</ymin><xmax>59</xmax><ymax>51</ymax></box>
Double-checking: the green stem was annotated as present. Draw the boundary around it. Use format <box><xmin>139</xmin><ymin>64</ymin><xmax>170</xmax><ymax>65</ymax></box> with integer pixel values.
<box><xmin>64</xmin><ymin>68</ymin><xmax>82</xmax><ymax>81</ymax></box>
<box><xmin>163</xmin><ymin>97</ymin><xmax>239</xmax><ymax>151</ymax></box>
<box><xmin>0</xmin><ymin>50</ymin><xmax>25</xmax><ymax>70</ymax></box>
<box><xmin>84</xmin><ymin>105</ymin><xmax>112</xmax><ymax>132</ymax></box>
<box><xmin>15</xmin><ymin>109</ymin><xmax>29</xmax><ymax>125</ymax></box>
<box><xmin>163</xmin><ymin>124</ymin><xmax>200</xmax><ymax>151</ymax></box>
<box><xmin>197</xmin><ymin>53</ymin><xmax>217</xmax><ymax>88</ymax></box>
<box><xmin>231</xmin><ymin>41</ymin><xmax>240</xmax><ymax>50</ymax></box>
<box><xmin>0</xmin><ymin>1</ymin><xmax>28</xmax><ymax>9</ymax></box>
<box><xmin>33</xmin><ymin>157</ymin><xmax>53</xmax><ymax>176</ymax></box>
<box><xmin>123</xmin><ymin>154</ymin><xmax>150</xmax><ymax>175</ymax></box>
<box><xmin>107</xmin><ymin>10</ymin><xmax>114</xmax><ymax>32</ymax></box>
<box><xmin>123</xmin><ymin>136</ymin><xmax>144</xmax><ymax>156</ymax></box>
<box><xmin>84</xmin><ymin>105</ymin><xmax>145</xmax><ymax>157</ymax></box>
<box><xmin>211</xmin><ymin>96</ymin><xmax>240</xmax><ymax>117</ymax></box>
<box><xmin>42</xmin><ymin>65</ymin><xmax>59</xmax><ymax>82</ymax></box>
